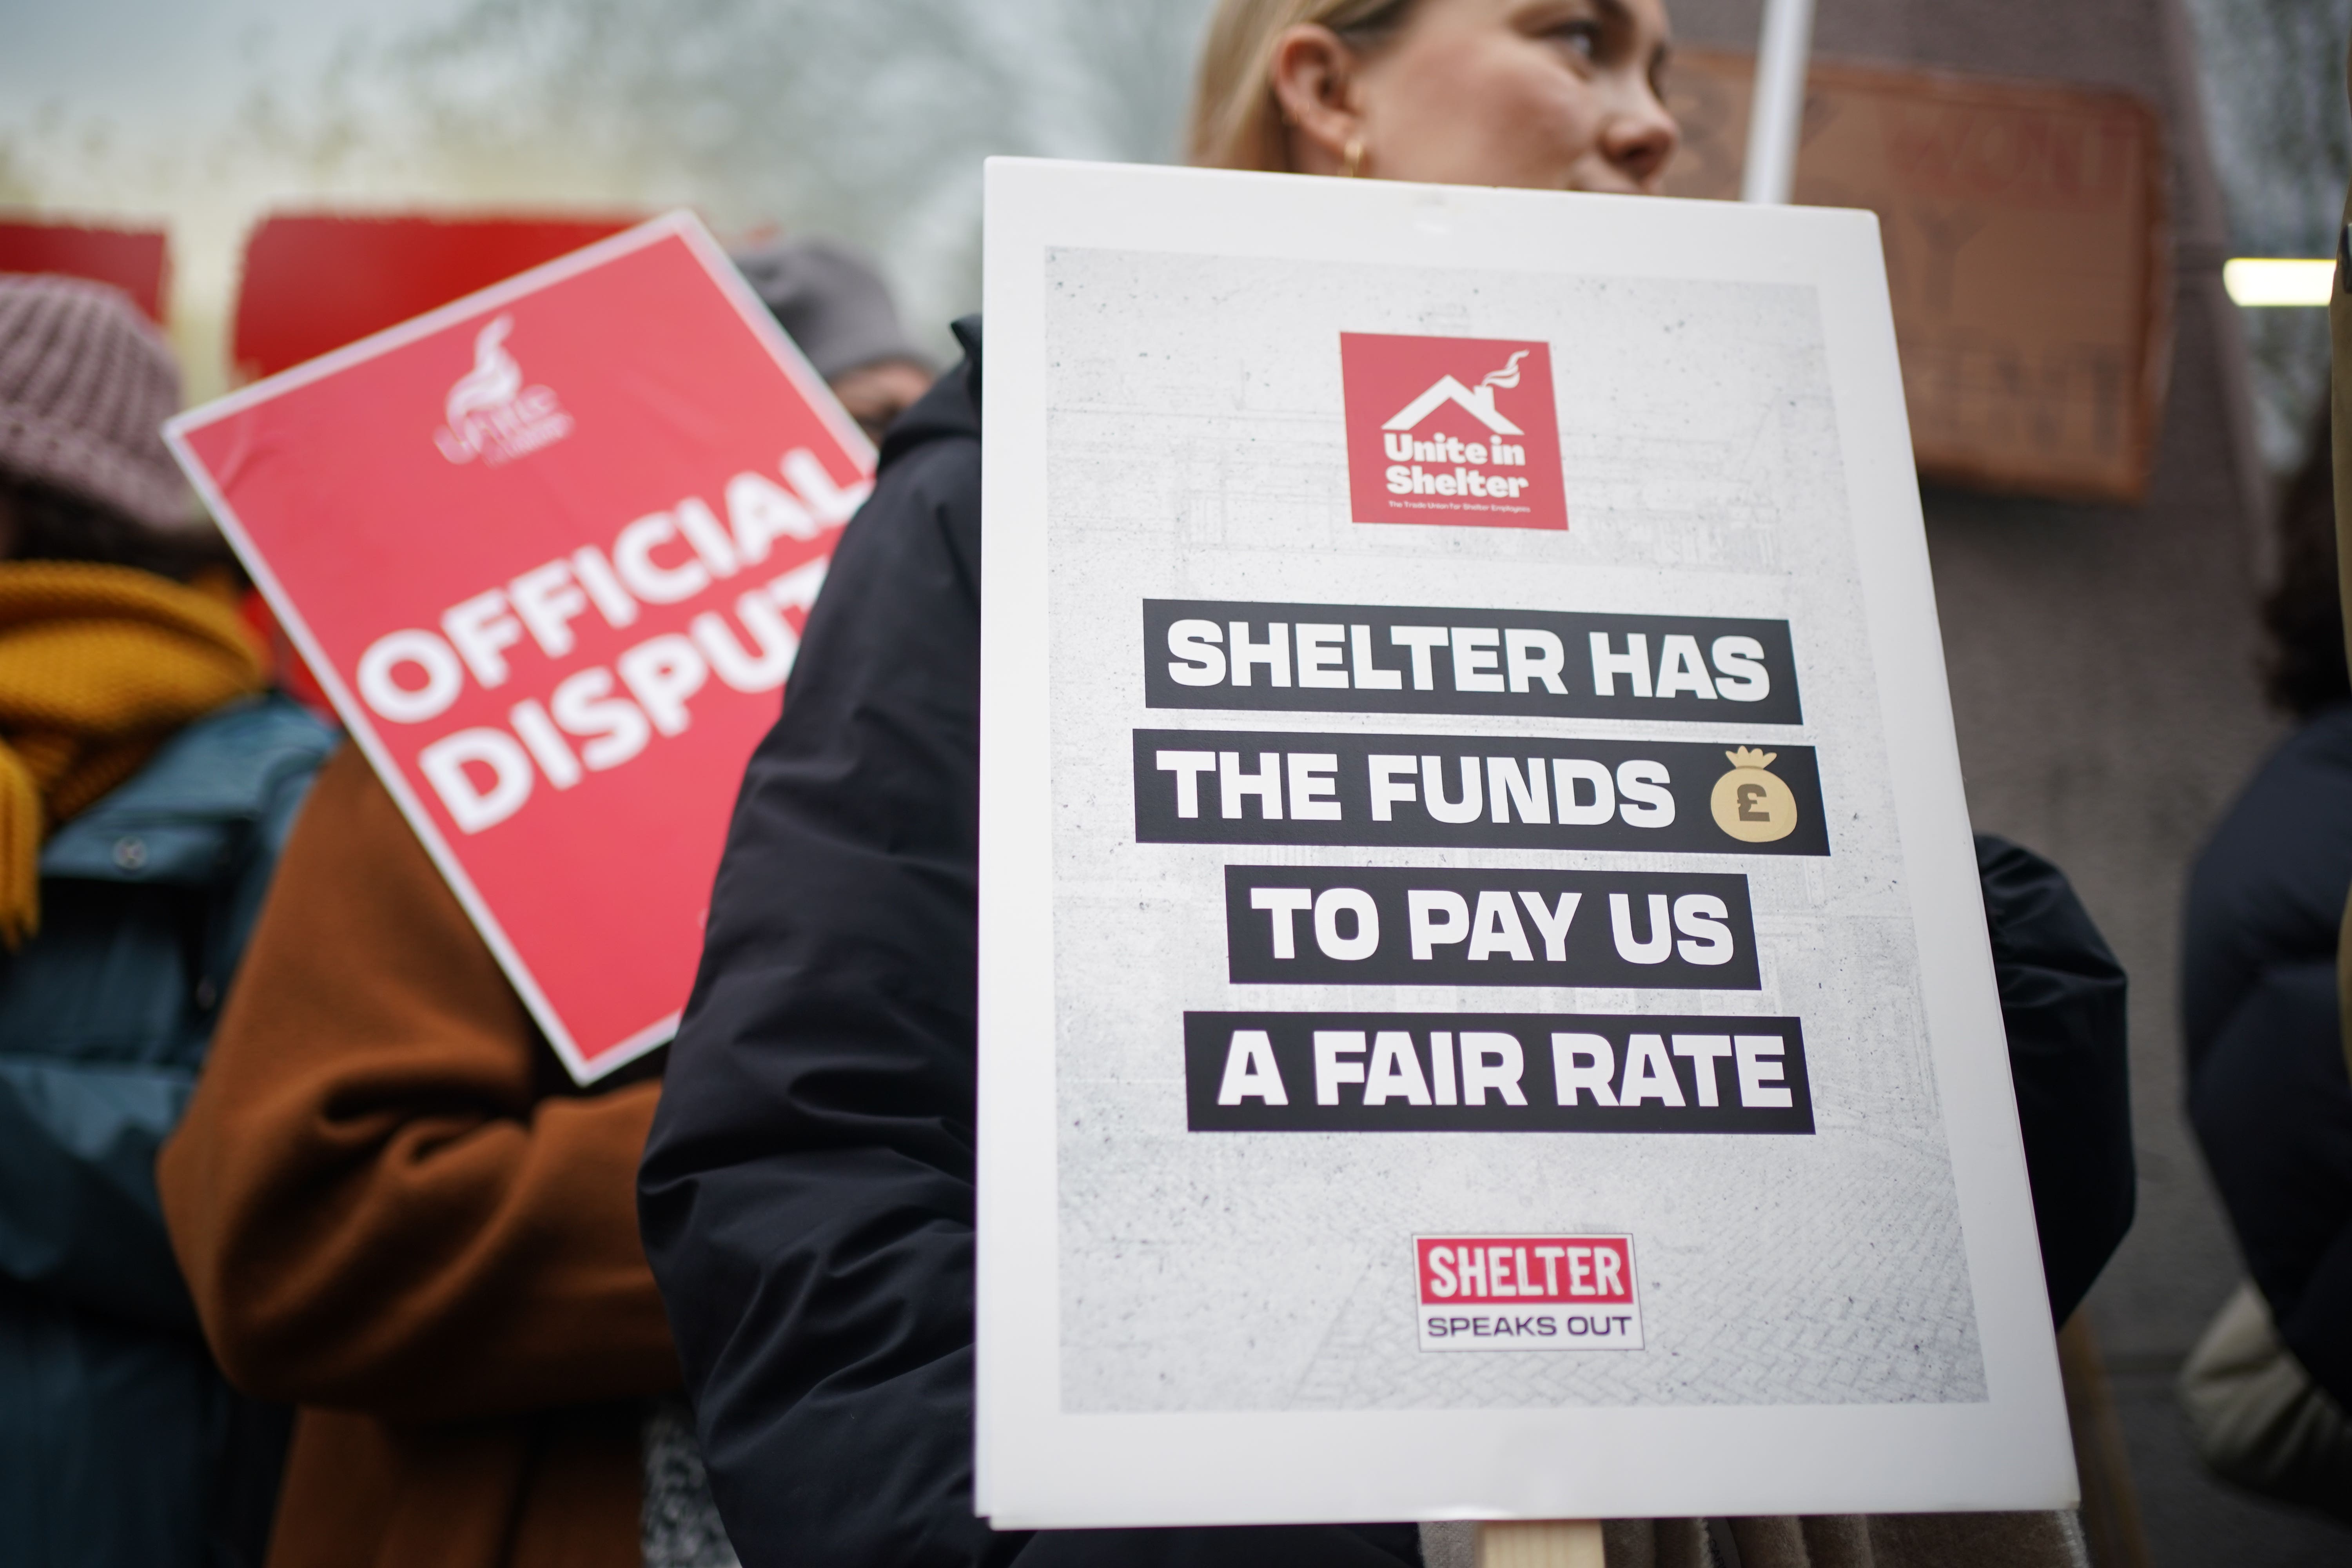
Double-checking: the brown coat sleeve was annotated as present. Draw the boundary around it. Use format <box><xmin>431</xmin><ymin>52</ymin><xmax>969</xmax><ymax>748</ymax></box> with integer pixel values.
<box><xmin>158</xmin><ymin>745</ymin><xmax>679</xmax><ymax>1422</ymax></box>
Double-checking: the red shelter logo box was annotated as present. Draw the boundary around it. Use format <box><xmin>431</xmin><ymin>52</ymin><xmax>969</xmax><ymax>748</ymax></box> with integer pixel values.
<box><xmin>166</xmin><ymin>212</ymin><xmax>873</xmax><ymax>1084</ymax></box>
<box><xmin>1414</xmin><ymin>1234</ymin><xmax>1641</xmax><ymax>1352</ymax></box>
<box><xmin>1340</xmin><ymin>332</ymin><xmax>1566</xmax><ymax>531</ymax></box>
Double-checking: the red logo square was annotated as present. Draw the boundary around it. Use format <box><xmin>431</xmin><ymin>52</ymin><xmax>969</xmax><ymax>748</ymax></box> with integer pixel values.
<box><xmin>1341</xmin><ymin>332</ymin><xmax>1566</xmax><ymax>530</ymax></box>
<box><xmin>1415</xmin><ymin>1236</ymin><xmax>1633</xmax><ymax>1305</ymax></box>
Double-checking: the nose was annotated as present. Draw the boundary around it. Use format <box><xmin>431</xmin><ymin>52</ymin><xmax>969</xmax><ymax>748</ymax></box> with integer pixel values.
<box><xmin>1601</xmin><ymin>82</ymin><xmax>1681</xmax><ymax>191</ymax></box>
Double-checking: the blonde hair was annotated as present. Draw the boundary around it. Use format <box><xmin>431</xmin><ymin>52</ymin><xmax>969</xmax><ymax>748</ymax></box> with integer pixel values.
<box><xmin>1187</xmin><ymin>0</ymin><xmax>1422</xmax><ymax>172</ymax></box>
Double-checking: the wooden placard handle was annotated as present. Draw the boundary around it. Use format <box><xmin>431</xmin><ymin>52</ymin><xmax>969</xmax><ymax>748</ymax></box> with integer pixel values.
<box><xmin>1474</xmin><ymin>1519</ymin><xmax>1605</xmax><ymax>1568</ymax></box>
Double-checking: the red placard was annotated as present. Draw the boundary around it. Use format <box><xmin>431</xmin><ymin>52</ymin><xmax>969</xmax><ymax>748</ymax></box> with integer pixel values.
<box><xmin>167</xmin><ymin>213</ymin><xmax>873</xmax><ymax>1082</ymax></box>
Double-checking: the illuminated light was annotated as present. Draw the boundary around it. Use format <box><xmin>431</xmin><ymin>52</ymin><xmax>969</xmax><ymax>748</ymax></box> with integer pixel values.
<box><xmin>2223</xmin><ymin>258</ymin><xmax>2336</xmax><ymax>307</ymax></box>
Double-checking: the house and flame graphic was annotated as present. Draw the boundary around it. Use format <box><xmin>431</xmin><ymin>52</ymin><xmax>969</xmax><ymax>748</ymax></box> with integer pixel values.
<box><xmin>1383</xmin><ymin>349</ymin><xmax>1530</xmax><ymax>436</ymax></box>
<box><xmin>1341</xmin><ymin>332</ymin><xmax>1565</xmax><ymax>530</ymax></box>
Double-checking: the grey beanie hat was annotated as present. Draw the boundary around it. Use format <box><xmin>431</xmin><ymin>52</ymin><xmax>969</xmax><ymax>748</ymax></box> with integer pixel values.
<box><xmin>0</xmin><ymin>274</ymin><xmax>194</xmax><ymax>534</ymax></box>
<box><xmin>730</xmin><ymin>237</ymin><xmax>929</xmax><ymax>383</ymax></box>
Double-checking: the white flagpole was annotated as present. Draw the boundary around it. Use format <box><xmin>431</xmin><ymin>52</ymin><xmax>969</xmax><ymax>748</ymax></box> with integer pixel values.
<box><xmin>1740</xmin><ymin>0</ymin><xmax>1817</xmax><ymax>204</ymax></box>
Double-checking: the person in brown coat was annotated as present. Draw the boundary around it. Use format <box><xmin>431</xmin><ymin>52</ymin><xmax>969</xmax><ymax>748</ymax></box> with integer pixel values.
<box><xmin>155</xmin><ymin>235</ymin><xmax>930</xmax><ymax>1568</ymax></box>
<box><xmin>156</xmin><ymin>748</ymin><xmax>678</xmax><ymax>1568</ymax></box>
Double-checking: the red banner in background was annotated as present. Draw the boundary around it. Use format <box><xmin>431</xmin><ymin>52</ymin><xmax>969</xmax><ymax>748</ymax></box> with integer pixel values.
<box><xmin>233</xmin><ymin>212</ymin><xmax>637</xmax><ymax>381</ymax></box>
<box><xmin>170</xmin><ymin>213</ymin><xmax>873</xmax><ymax>1082</ymax></box>
<box><xmin>1659</xmin><ymin>53</ymin><xmax>2168</xmax><ymax>505</ymax></box>
<box><xmin>0</xmin><ymin>220</ymin><xmax>170</xmax><ymax>322</ymax></box>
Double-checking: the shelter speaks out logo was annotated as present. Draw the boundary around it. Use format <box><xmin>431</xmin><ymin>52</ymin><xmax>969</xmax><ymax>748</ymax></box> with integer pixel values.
<box><xmin>434</xmin><ymin>315</ymin><xmax>575</xmax><ymax>466</ymax></box>
<box><xmin>1416</xmin><ymin>1234</ymin><xmax>1641</xmax><ymax>1351</ymax></box>
<box><xmin>1341</xmin><ymin>332</ymin><xmax>1565</xmax><ymax>530</ymax></box>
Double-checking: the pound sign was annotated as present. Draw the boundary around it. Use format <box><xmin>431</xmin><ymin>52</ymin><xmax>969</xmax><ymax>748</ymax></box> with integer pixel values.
<box><xmin>1737</xmin><ymin>782</ymin><xmax>1771</xmax><ymax>822</ymax></box>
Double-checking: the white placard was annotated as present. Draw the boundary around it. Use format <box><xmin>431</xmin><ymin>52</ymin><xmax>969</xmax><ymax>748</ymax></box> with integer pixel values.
<box><xmin>977</xmin><ymin>157</ymin><xmax>2072</xmax><ymax>1529</ymax></box>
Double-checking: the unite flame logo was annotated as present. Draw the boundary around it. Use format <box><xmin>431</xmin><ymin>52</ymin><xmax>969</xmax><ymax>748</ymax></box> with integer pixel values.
<box><xmin>1340</xmin><ymin>332</ymin><xmax>1565</xmax><ymax>530</ymax></box>
<box><xmin>434</xmin><ymin>315</ymin><xmax>575</xmax><ymax>466</ymax></box>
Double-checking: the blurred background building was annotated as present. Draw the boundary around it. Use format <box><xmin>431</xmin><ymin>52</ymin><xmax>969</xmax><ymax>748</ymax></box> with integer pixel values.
<box><xmin>2182</xmin><ymin>0</ymin><xmax>2352</xmax><ymax>474</ymax></box>
<box><xmin>0</xmin><ymin>0</ymin><xmax>1214</xmax><ymax>396</ymax></box>
<box><xmin>5</xmin><ymin>0</ymin><xmax>2352</xmax><ymax>1561</ymax></box>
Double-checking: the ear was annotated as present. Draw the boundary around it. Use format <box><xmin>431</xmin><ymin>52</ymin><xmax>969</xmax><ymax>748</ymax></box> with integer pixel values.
<box><xmin>1268</xmin><ymin>24</ymin><xmax>1365</xmax><ymax>176</ymax></box>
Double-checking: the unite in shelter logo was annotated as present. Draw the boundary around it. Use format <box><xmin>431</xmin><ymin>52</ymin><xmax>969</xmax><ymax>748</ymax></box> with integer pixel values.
<box><xmin>1340</xmin><ymin>332</ymin><xmax>1565</xmax><ymax>530</ymax></box>
<box><xmin>434</xmin><ymin>314</ymin><xmax>575</xmax><ymax>466</ymax></box>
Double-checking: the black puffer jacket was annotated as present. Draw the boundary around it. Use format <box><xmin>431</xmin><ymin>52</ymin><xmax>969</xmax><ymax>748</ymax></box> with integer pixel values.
<box><xmin>638</xmin><ymin>321</ymin><xmax>1420</xmax><ymax>1568</ymax></box>
<box><xmin>2184</xmin><ymin>704</ymin><xmax>2352</xmax><ymax>1405</ymax></box>
<box><xmin>1975</xmin><ymin>833</ymin><xmax>2135</xmax><ymax>1325</ymax></box>
<box><xmin>639</xmin><ymin>320</ymin><xmax>2134</xmax><ymax>1566</ymax></box>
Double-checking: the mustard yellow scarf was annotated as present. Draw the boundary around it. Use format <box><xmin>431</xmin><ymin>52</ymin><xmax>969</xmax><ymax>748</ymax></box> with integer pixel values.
<box><xmin>0</xmin><ymin>562</ymin><xmax>266</xmax><ymax>947</ymax></box>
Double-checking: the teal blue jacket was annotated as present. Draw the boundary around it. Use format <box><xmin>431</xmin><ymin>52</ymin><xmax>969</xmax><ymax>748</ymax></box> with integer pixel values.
<box><xmin>0</xmin><ymin>693</ymin><xmax>336</xmax><ymax>1567</ymax></box>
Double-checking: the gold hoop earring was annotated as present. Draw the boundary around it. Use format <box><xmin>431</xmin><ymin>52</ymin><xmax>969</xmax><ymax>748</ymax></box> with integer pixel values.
<box><xmin>1341</xmin><ymin>138</ymin><xmax>1366</xmax><ymax>178</ymax></box>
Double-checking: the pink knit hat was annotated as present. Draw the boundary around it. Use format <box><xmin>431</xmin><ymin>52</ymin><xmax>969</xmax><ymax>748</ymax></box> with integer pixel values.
<box><xmin>0</xmin><ymin>273</ymin><xmax>196</xmax><ymax>534</ymax></box>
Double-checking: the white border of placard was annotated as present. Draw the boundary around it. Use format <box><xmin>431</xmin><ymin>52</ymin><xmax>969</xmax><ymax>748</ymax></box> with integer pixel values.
<box><xmin>976</xmin><ymin>157</ymin><xmax>2071</xmax><ymax>1528</ymax></box>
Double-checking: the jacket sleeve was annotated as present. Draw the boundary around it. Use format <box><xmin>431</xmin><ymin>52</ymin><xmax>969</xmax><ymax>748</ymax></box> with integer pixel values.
<box><xmin>1975</xmin><ymin>834</ymin><xmax>2136</xmax><ymax>1324</ymax></box>
<box><xmin>2187</xmin><ymin>957</ymin><xmax>2352</xmax><ymax>1406</ymax></box>
<box><xmin>157</xmin><ymin>744</ymin><xmax>679</xmax><ymax>1422</ymax></box>
<box><xmin>0</xmin><ymin>721</ymin><xmax>327</xmax><ymax>1333</ymax></box>
<box><xmin>2281</xmin><ymin>1217</ymin><xmax>2352</xmax><ymax>1406</ymax></box>
<box><xmin>640</xmin><ymin>342</ymin><xmax>1419</xmax><ymax>1568</ymax></box>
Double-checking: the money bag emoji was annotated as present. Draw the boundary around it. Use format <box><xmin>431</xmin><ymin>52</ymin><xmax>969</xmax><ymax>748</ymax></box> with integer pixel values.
<box><xmin>1710</xmin><ymin>747</ymin><xmax>1798</xmax><ymax>843</ymax></box>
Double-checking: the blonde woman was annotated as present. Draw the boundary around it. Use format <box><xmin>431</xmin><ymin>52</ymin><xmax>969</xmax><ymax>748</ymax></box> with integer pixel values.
<box><xmin>1191</xmin><ymin>0</ymin><xmax>1675</xmax><ymax>189</ymax></box>
<box><xmin>644</xmin><ymin>5</ymin><xmax>2125</xmax><ymax>1566</ymax></box>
